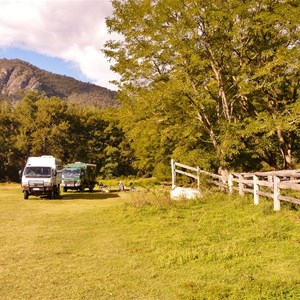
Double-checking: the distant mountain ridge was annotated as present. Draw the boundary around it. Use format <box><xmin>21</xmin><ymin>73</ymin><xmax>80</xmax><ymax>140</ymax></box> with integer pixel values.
<box><xmin>0</xmin><ymin>58</ymin><xmax>117</xmax><ymax>107</ymax></box>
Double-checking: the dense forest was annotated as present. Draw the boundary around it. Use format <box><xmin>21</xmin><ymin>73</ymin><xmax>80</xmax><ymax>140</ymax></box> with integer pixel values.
<box><xmin>0</xmin><ymin>92</ymin><xmax>135</xmax><ymax>181</ymax></box>
<box><xmin>1</xmin><ymin>0</ymin><xmax>300</xmax><ymax>182</ymax></box>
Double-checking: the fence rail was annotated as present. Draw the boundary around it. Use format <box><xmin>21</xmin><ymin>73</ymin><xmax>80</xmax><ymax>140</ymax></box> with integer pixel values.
<box><xmin>171</xmin><ymin>159</ymin><xmax>300</xmax><ymax>211</ymax></box>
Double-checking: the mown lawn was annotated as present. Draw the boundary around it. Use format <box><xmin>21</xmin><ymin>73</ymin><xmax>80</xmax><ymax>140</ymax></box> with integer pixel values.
<box><xmin>0</xmin><ymin>183</ymin><xmax>300</xmax><ymax>299</ymax></box>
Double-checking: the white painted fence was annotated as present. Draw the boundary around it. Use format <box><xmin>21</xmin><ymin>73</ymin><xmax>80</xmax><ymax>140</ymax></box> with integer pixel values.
<box><xmin>228</xmin><ymin>170</ymin><xmax>300</xmax><ymax>211</ymax></box>
<box><xmin>171</xmin><ymin>159</ymin><xmax>300</xmax><ymax>211</ymax></box>
<box><xmin>171</xmin><ymin>159</ymin><xmax>200</xmax><ymax>189</ymax></box>
<box><xmin>171</xmin><ymin>159</ymin><xmax>201</xmax><ymax>199</ymax></box>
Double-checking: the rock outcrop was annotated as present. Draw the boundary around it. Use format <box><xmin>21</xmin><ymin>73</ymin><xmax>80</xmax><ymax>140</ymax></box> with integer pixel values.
<box><xmin>0</xmin><ymin>58</ymin><xmax>117</xmax><ymax>107</ymax></box>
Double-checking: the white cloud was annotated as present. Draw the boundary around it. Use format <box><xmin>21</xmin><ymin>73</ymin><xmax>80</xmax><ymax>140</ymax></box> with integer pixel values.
<box><xmin>0</xmin><ymin>0</ymin><xmax>119</xmax><ymax>90</ymax></box>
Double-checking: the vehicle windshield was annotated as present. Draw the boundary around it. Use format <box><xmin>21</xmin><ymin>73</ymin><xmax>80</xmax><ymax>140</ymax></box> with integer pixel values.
<box><xmin>62</xmin><ymin>168</ymin><xmax>80</xmax><ymax>178</ymax></box>
<box><xmin>24</xmin><ymin>167</ymin><xmax>51</xmax><ymax>178</ymax></box>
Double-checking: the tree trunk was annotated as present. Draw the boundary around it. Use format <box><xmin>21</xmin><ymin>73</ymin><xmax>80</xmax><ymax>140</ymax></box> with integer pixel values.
<box><xmin>276</xmin><ymin>126</ymin><xmax>294</xmax><ymax>169</ymax></box>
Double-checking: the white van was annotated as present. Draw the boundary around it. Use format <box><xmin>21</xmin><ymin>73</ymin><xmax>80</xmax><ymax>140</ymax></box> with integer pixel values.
<box><xmin>21</xmin><ymin>155</ymin><xmax>62</xmax><ymax>199</ymax></box>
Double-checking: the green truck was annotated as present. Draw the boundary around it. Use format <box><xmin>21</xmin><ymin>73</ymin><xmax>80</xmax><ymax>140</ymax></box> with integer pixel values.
<box><xmin>62</xmin><ymin>162</ymin><xmax>97</xmax><ymax>192</ymax></box>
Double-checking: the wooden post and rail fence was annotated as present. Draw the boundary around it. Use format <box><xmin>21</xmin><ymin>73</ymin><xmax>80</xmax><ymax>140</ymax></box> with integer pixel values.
<box><xmin>171</xmin><ymin>159</ymin><xmax>300</xmax><ymax>211</ymax></box>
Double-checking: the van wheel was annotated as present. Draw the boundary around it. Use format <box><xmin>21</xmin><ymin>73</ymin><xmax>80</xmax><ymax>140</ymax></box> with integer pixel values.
<box><xmin>24</xmin><ymin>191</ymin><xmax>29</xmax><ymax>200</ymax></box>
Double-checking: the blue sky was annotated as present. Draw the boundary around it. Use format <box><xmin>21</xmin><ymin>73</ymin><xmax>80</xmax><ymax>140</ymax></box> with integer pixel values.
<box><xmin>0</xmin><ymin>0</ymin><xmax>119</xmax><ymax>90</ymax></box>
<box><xmin>0</xmin><ymin>47</ymin><xmax>90</xmax><ymax>82</ymax></box>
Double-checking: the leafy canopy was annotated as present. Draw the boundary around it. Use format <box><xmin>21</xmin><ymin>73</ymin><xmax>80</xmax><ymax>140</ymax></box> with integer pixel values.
<box><xmin>105</xmin><ymin>0</ymin><xmax>300</xmax><ymax>171</ymax></box>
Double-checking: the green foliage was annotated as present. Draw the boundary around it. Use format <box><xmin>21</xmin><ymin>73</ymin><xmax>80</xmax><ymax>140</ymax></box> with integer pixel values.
<box><xmin>105</xmin><ymin>0</ymin><xmax>300</xmax><ymax>172</ymax></box>
<box><xmin>0</xmin><ymin>92</ymin><xmax>135</xmax><ymax>181</ymax></box>
<box><xmin>0</xmin><ymin>101</ymin><xmax>20</xmax><ymax>181</ymax></box>
<box><xmin>152</xmin><ymin>161</ymin><xmax>171</xmax><ymax>181</ymax></box>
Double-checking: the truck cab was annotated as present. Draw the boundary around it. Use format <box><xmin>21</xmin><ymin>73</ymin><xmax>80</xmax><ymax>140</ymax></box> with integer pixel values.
<box><xmin>21</xmin><ymin>155</ymin><xmax>62</xmax><ymax>199</ymax></box>
<box><xmin>62</xmin><ymin>162</ymin><xmax>97</xmax><ymax>192</ymax></box>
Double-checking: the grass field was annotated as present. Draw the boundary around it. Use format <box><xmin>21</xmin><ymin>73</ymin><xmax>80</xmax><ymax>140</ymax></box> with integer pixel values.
<box><xmin>1</xmin><ymin>183</ymin><xmax>300</xmax><ymax>299</ymax></box>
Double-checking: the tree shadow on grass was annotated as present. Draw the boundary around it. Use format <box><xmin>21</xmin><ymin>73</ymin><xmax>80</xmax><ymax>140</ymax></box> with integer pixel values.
<box><xmin>61</xmin><ymin>190</ymin><xmax>121</xmax><ymax>200</ymax></box>
<box><xmin>35</xmin><ymin>190</ymin><xmax>121</xmax><ymax>201</ymax></box>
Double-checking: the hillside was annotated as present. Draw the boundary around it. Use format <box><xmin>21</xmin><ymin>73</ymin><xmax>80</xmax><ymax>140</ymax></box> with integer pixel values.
<box><xmin>0</xmin><ymin>58</ymin><xmax>117</xmax><ymax>107</ymax></box>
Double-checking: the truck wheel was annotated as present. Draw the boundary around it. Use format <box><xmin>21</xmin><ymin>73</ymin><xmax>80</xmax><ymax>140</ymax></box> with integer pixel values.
<box><xmin>24</xmin><ymin>191</ymin><xmax>29</xmax><ymax>200</ymax></box>
<box><xmin>49</xmin><ymin>190</ymin><xmax>54</xmax><ymax>199</ymax></box>
<box><xmin>54</xmin><ymin>186</ymin><xmax>60</xmax><ymax>197</ymax></box>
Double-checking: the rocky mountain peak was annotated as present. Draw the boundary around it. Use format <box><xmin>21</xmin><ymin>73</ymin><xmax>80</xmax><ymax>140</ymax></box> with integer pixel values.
<box><xmin>0</xmin><ymin>58</ymin><xmax>117</xmax><ymax>107</ymax></box>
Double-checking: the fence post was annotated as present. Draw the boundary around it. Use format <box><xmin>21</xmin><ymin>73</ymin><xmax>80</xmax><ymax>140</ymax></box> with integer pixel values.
<box><xmin>268</xmin><ymin>175</ymin><xmax>273</xmax><ymax>191</ymax></box>
<box><xmin>171</xmin><ymin>159</ymin><xmax>176</xmax><ymax>189</ymax></box>
<box><xmin>239</xmin><ymin>174</ymin><xmax>244</xmax><ymax>196</ymax></box>
<box><xmin>228</xmin><ymin>174</ymin><xmax>233</xmax><ymax>193</ymax></box>
<box><xmin>253</xmin><ymin>175</ymin><xmax>259</xmax><ymax>205</ymax></box>
<box><xmin>273</xmin><ymin>176</ymin><xmax>281</xmax><ymax>211</ymax></box>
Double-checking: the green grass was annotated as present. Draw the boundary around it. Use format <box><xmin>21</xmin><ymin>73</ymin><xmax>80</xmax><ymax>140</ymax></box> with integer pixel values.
<box><xmin>97</xmin><ymin>177</ymin><xmax>161</xmax><ymax>191</ymax></box>
<box><xmin>1</xmin><ymin>184</ymin><xmax>300</xmax><ymax>299</ymax></box>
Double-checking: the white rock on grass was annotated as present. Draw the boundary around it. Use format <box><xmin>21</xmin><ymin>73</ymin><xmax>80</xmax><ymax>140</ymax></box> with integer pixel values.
<box><xmin>170</xmin><ymin>187</ymin><xmax>201</xmax><ymax>200</ymax></box>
